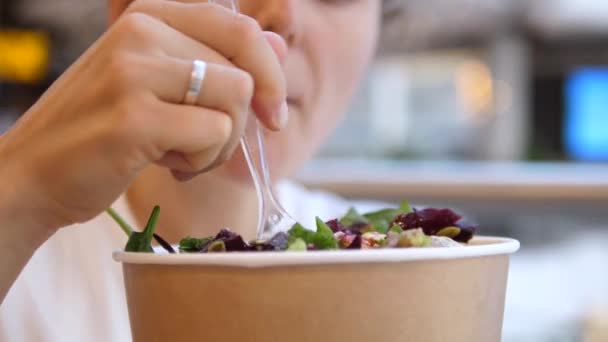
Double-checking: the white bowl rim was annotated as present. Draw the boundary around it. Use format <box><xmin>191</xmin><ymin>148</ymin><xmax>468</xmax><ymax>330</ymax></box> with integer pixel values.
<box><xmin>113</xmin><ymin>236</ymin><xmax>519</xmax><ymax>268</ymax></box>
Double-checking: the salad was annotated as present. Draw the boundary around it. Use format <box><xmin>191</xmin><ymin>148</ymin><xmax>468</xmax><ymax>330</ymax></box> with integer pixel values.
<box><xmin>108</xmin><ymin>201</ymin><xmax>477</xmax><ymax>254</ymax></box>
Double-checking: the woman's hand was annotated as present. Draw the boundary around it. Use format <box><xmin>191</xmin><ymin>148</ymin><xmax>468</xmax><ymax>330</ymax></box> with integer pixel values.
<box><xmin>0</xmin><ymin>0</ymin><xmax>288</xmax><ymax>234</ymax></box>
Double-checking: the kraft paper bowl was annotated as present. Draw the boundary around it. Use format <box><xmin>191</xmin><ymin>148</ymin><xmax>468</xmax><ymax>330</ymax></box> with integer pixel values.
<box><xmin>114</xmin><ymin>236</ymin><xmax>519</xmax><ymax>342</ymax></box>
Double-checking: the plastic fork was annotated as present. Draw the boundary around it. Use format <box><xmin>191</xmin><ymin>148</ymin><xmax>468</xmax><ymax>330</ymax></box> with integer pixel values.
<box><xmin>209</xmin><ymin>0</ymin><xmax>297</xmax><ymax>240</ymax></box>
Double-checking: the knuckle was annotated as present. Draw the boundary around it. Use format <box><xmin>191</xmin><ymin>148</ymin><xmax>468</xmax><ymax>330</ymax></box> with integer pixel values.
<box><xmin>110</xmin><ymin>98</ymin><xmax>149</xmax><ymax>142</ymax></box>
<box><xmin>116</xmin><ymin>12</ymin><xmax>154</xmax><ymax>42</ymax></box>
<box><xmin>106</xmin><ymin>51</ymin><xmax>139</xmax><ymax>92</ymax></box>
<box><xmin>232</xmin><ymin>15</ymin><xmax>262</xmax><ymax>46</ymax></box>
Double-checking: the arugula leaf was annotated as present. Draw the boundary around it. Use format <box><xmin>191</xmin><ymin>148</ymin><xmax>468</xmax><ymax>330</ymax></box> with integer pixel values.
<box><xmin>340</xmin><ymin>207</ymin><xmax>369</xmax><ymax>227</ymax></box>
<box><xmin>312</xmin><ymin>217</ymin><xmax>339</xmax><ymax>250</ymax></box>
<box><xmin>287</xmin><ymin>238</ymin><xmax>307</xmax><ymax>251</ymax></box>
<box><xmin>179</xmin><ymin>236</ymin><xmax>213</xmax><ymax>253</ymax></box>
<box><xmin>288</xmin><ymin>223</ymin><xmax>315</xmax><ymax>244</ymax></box>
<box><xmin>125</xmin><ymin>206</ymin><xmax>160</xmax><ymax>253</ymax></box>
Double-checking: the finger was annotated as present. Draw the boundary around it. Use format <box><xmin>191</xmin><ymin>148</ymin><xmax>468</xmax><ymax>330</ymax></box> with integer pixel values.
<box><xmin>129</xmin><ymin>1</ymin><xmax>287</xmax><ymax>130</ymax></box>
<box><xmin>263</xmin><ymin>31</ymin><xmax>288</xmax><ymax>66</ymax></box>
<box><xmin>129</xmin><ymin>54</ymin><xmax>249</xmax><ymax>163</ymax></box>
<box><xmin>149</xmin><ymin>101</ymin><xmax>232</xmax><ymax>172</ymax></box>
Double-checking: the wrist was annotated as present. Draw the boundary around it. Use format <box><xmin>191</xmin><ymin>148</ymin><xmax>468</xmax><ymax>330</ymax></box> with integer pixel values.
<box><xmin>0</xmin><ymin>151</ymin><xmax>56</xmax><ymax>247</ymax></box>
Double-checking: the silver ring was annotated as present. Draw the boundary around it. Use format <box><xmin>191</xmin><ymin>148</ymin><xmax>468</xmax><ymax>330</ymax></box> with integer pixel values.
<box><xmin>183</xmin><ymin>60</ymin><xmax>207</xmax><ymax>105</ymax></box>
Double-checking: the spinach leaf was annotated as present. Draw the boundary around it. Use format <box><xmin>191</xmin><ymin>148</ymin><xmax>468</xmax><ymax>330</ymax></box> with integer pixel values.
<box><xmin>287</xmin><ymin>219</ymin><xmax>338</xmax><ymax>250</ymax></box>
<box><xmin>288</xmin><ymin>222</ymin><xmax>316</xmax><ymax>244</ymax></box>
<box><xmin>312</xmin><ymin>217</ymin><xmax>339</xmax><ymax>250</ymax></box>
<box><xmin>124</xmin><ymin>206</ymin><xmax>160</xmax><ymax>253</ymax></box>
<box><xmin>106</xmin><ymin>207</ymin><xmax>134</xmax><ymax>237</ymax></box>
<box><xmin>179</xmin><ymin>236</ymin><xmax>213</xmax><ymax>253</ymax></box>
<box><xmin>340</xmin><ymin>207</ymin><xmax>369</xmax><ymax>227</ymax></box>
<box><xmin>361</xmin><ymin>201</ymin><xmax>413</xmax><ymax>234</ymax></box>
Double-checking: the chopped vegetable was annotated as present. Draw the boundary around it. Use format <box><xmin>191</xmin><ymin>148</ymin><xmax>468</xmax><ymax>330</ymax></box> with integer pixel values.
<box><xmin>312</xmin><ymin>217</ymin><xmax>339</xmax><ymax>250</ymax></box>
<box><xmin>113</xmin><ymin>201</ymin><xmax>479</xmax><ymax>254</ymax></box>
<box><xmin>287</xmin><ymin>223</ymin><xmax>316</xmax><ymax>244</ymax></box>
<box><xmin>207</xmin><ymin>240</ymin><xmax>227</xmax><ymax>252</ymax></box>
<box><xmin>179</xmin><ymin>236</ymin><xmax>213</xmax><ymax>253</ymax></box>
<box><xmin>287</xmin><ymin>238</ymin><xmax>307</xmax><ymax>251</ymax></box>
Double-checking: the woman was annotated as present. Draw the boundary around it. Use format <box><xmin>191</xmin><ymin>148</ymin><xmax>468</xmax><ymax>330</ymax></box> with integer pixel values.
<box><xmin>0</xmin><ymin>0</ymin><xmax>388</xmax><ymax>340</ymax></box>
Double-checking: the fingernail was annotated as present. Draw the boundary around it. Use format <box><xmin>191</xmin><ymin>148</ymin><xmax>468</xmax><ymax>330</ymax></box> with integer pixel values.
<box><xmin>276</xmin><ymin>101</ymin><xmax>289</xmax><ymax>130</ymax></box>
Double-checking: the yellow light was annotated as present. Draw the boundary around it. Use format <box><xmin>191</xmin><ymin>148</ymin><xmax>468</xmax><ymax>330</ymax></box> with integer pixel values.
<box><xmin>455</xmin><ymin>60</ymin><xmax>494</xmax><ymax>119</ymax></box>
<box><xmin>0</xmin><ymin>30</ymin><xmax>50</xmax><ymax>83</ymax></box>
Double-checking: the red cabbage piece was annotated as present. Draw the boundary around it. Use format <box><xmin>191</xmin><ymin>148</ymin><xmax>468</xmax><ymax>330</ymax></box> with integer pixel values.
<box><xmin>326</xmin><ymin>219</ymin><xmax>346</xmax><ymax>233</ymax></box>
<box><xmin>393</xmin><ymin>208</ymin><xmax>462</xmax><ymax>235</ymax></box>
<box><xmin>207</xmin><ymin>229</ymin><xmax>249</xmax><ymax>252</ymax></box>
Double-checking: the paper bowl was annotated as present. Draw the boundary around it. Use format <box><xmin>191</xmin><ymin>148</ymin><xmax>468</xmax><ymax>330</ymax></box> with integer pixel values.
<box><xmin>114</xmin><ymin>236</ymin><xmax>519</xmax><ymax>342</ymax></box>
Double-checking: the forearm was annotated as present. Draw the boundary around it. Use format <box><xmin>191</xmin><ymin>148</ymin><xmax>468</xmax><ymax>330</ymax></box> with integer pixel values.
<box><xmin>0</xmin><ymin>161</ymin><xmax>55</xmax><ymax>304</ymax></box>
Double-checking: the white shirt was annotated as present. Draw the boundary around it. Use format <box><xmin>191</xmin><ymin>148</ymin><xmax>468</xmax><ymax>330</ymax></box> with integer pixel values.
<box><xmin>0</xmin><ymin>182</ymin><xmax>381</xmax><ymax>342</ymax></box>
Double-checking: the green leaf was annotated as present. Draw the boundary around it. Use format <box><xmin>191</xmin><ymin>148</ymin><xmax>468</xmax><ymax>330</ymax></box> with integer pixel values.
<box><xmin>363</xmin><ymin>208</ymin><xmax>397</xmax><ymax>222</ymax></box>
<box><xmin>125</xmin><ymin>206</ymin><xmax>160</xmax><ymax>253</ymax></box>
<box><xmin>340</xmin><ymin>207</ymin><xmax>369</xmax><ymax>227</ymax></box>
<box><xmin>316</xmin><ymin>217</ymin><xmax>334</xmax><ymax>235</ymax></box>
<box><xmin>390</xmin><ymin>224</ymin><xmax>404</xmax><ymax>233</ymax></box>
<box><xmin>362</xmin><ymin>201</ymin><xmax>413</xmax><ymax>234</ymax></box>
<box><xmin>312</xmin><ymin>217</ymin><xmax>338</xmax><ymax>250</ymax></box>
<box><xmin>106</xmin><ymin>208</ymin><xmax>134</xmax><ymax>237</ymax></box>
<box><xmin>179</xmin><ymin>236</ymin><xmax>213</xmax><ymax>253</ymax></box>
<box><xmin>374</xmin><ymin>220</ymin><xmax>390</xmax><ymax>234</ymax></box>
<box><xmin>399</xmin><ymin>201</ymin><xmax>413</xmax><ymax>213</ymax></box>
<box><xmin>287</xmin><ymin>238</ymin><xmax>307</xmax><ymax>251</ymax></box>
<box><xmin>288</xmin><ymin>223</ymin><xmax>315</xmax><ymax>244</ymax></box>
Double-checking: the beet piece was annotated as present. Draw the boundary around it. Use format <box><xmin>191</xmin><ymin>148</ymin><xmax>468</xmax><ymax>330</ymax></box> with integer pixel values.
<box><xmin>215</xmin><ymin>229</ymin><xmax>239</xmax><ymax>240</ymax></box>
<box><xmin>346</xmin><ymin>234</ymin><xmax>362</xmax><ymax>249</ymax></box>
<box><xmin>207</xmin><ymin>229</ymin><xmax>249</xmax><ymax>252</ymax></box>
<box><xmin>393</xmin><ymin>208</ymin><xmax>462</xmax><ymax>235</ymax></box>
<box><xmin>326</xmin><ymin>219</ymin><xmax>346</xmax><ymax>233</ymax></box>
<box><xmin>222</xmin><ymin>235</ymin><xmax>249</xmax><ymax>251</ymax></box>
<box><xmin>454</xmin><ymin>222</ymin><xmax>478</xmax><ymax>243</ymax></box>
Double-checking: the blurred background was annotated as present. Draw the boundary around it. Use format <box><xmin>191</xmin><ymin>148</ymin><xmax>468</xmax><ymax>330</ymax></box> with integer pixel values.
<box><xmin>1</xmin><ymin>0</ymin><xmax>607</xmax><ymax>341</ymax></box>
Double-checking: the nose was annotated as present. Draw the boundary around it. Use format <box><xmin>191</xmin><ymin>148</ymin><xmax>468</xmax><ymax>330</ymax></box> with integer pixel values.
<box><xmin>246</xmin><ymin>0</ymin><xmax>299</xmax><ymax>46</ymax></box>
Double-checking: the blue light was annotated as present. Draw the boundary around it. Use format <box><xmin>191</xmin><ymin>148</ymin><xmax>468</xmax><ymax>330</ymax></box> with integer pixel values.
<box><xmin>565</xmin><ymin>68</ymin><xmax>608</xmax><ymax>161</ymax></box>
